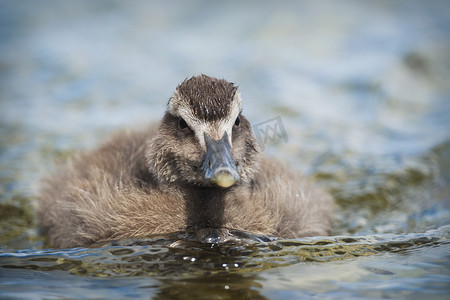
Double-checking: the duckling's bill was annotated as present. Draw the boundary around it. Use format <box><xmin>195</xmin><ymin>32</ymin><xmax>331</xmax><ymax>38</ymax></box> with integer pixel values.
<box><xmin>201</xmin><ymin>132</ymin><xmax>240</xmax><ymax>188</ymax></box>
<box><xmin>211</xmin><ymin>171</ymin><xmax>237</xmax><ymax>188</ymax></box>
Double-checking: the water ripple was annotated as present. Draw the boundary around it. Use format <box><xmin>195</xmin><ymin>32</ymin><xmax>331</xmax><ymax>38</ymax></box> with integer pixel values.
<box><xmin>1</xmin><ymin>226</ymin><xmax>447</xmax><ymax>278</ymax></box>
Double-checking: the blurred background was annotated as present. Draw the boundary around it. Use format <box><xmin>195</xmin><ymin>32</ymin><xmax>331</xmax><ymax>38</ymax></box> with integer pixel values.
<box><xmin>0</xmin><ymin>0</ymin><xmax>449</xmax><ymax>298</ymax></box>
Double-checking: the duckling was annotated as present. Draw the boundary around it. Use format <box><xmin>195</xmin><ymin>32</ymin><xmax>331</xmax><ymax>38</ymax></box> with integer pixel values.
<box><xmin>38</xmin><ymin>75</ymin><xmax>334</xmax><ymax>248</ymax></box>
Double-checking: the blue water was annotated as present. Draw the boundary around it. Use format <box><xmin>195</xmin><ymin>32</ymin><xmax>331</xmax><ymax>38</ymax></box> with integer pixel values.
<box><xmin>1</xmin><ymin>0</ymin><xmax>449</xmax><ymax>298</ymax></box>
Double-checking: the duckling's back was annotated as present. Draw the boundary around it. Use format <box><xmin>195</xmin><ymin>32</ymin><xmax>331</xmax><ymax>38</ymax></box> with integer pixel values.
<box><xmin>38</xmin><ymin>126</ymin><xmax>187</xmax><ymax>248</ymax></box>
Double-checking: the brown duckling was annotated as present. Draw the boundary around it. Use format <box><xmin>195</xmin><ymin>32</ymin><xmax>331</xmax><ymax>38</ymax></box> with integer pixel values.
<box><xmin>38</xmin><ymin>75</ymin><xmax>333</xmax><ymax>248</ymax></box>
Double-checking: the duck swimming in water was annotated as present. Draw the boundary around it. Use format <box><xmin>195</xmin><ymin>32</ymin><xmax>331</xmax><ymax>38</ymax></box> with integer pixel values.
<box><xmin>38</xmin><ymin>75</ymin><xmax>334</xmax><ymax>248</ymax></box>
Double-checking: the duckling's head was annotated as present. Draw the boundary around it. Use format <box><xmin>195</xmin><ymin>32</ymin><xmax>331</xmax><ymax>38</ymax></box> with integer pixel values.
<box><xmin>147</xmin><ymin>75</ymin><xmax>260</xmax><ymax>188</ymax></box>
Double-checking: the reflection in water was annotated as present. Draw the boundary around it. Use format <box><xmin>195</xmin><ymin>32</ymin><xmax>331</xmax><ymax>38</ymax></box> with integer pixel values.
<box><xmin>154</xmin><ymin>273</ymin><xmax>267</xmax><ymax>300</ymax></box>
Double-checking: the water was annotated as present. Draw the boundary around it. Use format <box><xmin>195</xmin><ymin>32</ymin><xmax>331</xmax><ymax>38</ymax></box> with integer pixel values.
<box><xmin>1</xmin><ymin>0</ymin><xmax>449</xmax><ymax>298</ymax></box>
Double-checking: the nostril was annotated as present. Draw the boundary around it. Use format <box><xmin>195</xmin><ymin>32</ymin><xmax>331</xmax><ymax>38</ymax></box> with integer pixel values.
<box><xmin>208</xmin><ymin>160</ymin><xmax>211</xmax><ymax>169</ymax></box>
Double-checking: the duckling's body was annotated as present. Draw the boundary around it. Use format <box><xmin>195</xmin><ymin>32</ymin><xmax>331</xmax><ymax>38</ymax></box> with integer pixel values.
<box><xmin>39</xmin><ymin>75</ymin><xmax>333</xmax><ymax>248</ymax></box>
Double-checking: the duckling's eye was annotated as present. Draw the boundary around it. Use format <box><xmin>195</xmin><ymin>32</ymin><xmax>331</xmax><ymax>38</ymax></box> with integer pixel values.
<box><xmin>178</xmin><ymin>117</ymin><xmax>188</xmax><ymax>129</ymax></box>
<box><xmin>234</xmin><ymin>115</ymin><xmax>241</xmax><ymax>127</ymax></box>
